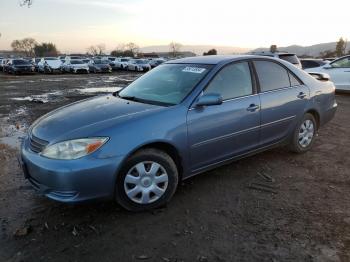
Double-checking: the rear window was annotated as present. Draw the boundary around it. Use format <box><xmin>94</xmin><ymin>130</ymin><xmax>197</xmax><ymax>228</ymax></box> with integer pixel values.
<box><xmin>278</xmin><ymin>54</ymin><xmax>299</xmax><ymax>64</ymax></box>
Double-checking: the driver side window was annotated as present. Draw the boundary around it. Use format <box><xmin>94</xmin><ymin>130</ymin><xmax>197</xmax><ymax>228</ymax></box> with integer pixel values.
<box><xmin>204</xmin><ymin>62</ymin><xmax>253</xmax><ymax>100</ymax></box>
<box><xmin>331</xmin><ymin>57</ymin><xmax>350</xmax><ymax>68</ymax></box>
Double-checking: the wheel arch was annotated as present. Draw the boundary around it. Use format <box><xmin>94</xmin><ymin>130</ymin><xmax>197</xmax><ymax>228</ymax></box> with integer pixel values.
<box><xmin>122</xmin><ymin>141</ymin><xmax>184</xmax><ymax>180</ymax></box>
<box><xmin>305</xmin><ymin>108</ymin><xmax>320</xmax><ymax>129</ymax></box>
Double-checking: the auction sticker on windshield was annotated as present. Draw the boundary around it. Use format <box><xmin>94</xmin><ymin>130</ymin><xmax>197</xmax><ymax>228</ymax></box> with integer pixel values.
<box><xmin>182</xmin><ymin>67</ymin><xmax>206</xmax><ymax>74</ymax></box>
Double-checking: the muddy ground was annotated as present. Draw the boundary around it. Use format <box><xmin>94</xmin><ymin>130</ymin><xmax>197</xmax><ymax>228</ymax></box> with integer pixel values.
<box><xmin>0</xmin><ymin>71</ymin><xmax>349</xmax><ymax>262</ymax></box>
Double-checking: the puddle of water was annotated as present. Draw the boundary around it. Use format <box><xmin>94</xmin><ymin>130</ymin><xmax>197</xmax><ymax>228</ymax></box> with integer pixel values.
<box><xmin>11</xmin><ymin>91</ymin><xmax>63</xmax><ymax>104</ymax></box>
<box><xmin>107</xmin><ymin>76</ymin><xmax>136</xmax><ymax>82</ymax></box>
<box><xmin>0</xmin><ymin>118</ymin><xmax>27</xmax><ymax>149</ymax></box>
<box><xmin>76</xmin><ymin>87</ymin><xmax>122</xmax><ymax>94</ymax></box>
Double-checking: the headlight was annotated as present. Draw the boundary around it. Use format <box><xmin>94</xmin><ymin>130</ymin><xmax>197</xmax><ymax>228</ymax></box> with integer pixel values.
<box><xmin>41</xmin><ymin>137</ymin><xmax>108</xmax><ymax>160</ymax></box>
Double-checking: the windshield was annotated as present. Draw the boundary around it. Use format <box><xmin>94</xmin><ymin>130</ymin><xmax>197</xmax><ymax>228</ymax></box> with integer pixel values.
<box><xmin>13</xmin><ymin>60</ymin><xmax>29</xmax><ymax>65</ymax></box>
<box><xmin>93</xmin><ymin>59</ymin><xmax>109</xmax><ymax>64</ymax></box>
<box><xmin>119</xmin><ymin>63</ymin><xmax>212</xmax><ymax>105</ymax></box>
<box><xmin>71</xmin><ymin>60</ymin><xmax>83</xmax><ymax>64</ymax></box>
<box><xmin>279</xmin><ymin>54</ymin><xmax>299</xmax><ymax>64</ymax></box>
<box><xmin>121</xmin><ymin>59</ymin><xmax>129</xmax><ymax>62</ymax></box>
<box><xmin>44</xmin><ymin>57</ymin><xmax>57</xmax><ymax>60</ymax></box>
<box><xmin>136</xmin><ymin>60</ymin><xmax>147</xmax><ymax>64</ymax></box>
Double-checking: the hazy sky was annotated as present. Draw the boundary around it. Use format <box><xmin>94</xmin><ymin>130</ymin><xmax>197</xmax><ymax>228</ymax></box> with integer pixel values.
<box><xmin>0</xmin><ymin>0</ymin><xmax>349</xmax><ymax>53</ymax></box>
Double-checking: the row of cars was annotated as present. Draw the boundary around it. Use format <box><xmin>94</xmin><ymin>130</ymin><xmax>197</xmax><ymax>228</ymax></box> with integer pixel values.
<box><xmin>0</xmin><ymin>56</ymin><xmax>167</xmax><ymax>74</ymax></box>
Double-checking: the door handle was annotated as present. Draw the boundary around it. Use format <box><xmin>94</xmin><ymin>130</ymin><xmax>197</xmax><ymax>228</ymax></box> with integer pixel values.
<box><xmin>297</xmin><ymin>92</ymin><xmax>307</xmax><ymax>99</ymax></box>
<box><xmin>247</xmin><ymin>104</ymin><xmax>260</xmax><ymax>112</ymax></box>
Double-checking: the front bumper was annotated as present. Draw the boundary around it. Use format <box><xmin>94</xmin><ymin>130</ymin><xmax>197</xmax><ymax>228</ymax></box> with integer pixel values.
<box><xmin>20</xmin><ymin>138</ymin><xmax>124</xmax><ymax>203</ymax></box>
<box><xmin>72</xmin><ymin>68</ymin><xmax>89</xmax><ymax>73</ymax></box>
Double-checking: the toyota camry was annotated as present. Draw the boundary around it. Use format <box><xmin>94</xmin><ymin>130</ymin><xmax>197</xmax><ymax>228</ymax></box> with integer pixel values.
<box><xmin>20</xmin><ymin>55</ymin><xmax>337</xmax><ymax>211</ymax></box>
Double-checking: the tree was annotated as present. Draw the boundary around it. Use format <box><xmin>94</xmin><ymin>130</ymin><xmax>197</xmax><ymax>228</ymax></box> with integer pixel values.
<box><xmin>270</xmin><ymin>45</ymin><xmax>278</xmax><ymax>53</ymax></box>
<box><xmin>203</xmin><ymin>49</ymin><xmax>217</xmax><ymax>56</ymax></box>
<box><xmin>87</xmin><ymin>44</ymin><xmax>106</xmax><ymax>56</ymax></box>
<box><xmin>11</xmin><ymin>38</ymin><xmax>37</xmax><ymax>57</ymax></box>
<box><xmin>319</xmin><ymin>49</ymin><xmax>337</xmax><ymax>59</ymax></box>
<box><xmin>169</xmin><ymin>41</ymin><xmax>182</xmax><ymax>57</ymax></box>
<box><xmin>34</xmin><ymin>42</ymin><xmax>58</xmax><ymax>57</ymax></box>
<box><xmin>125</xmin><ymin>42</ymin><xmax>139</xmax><ymax>56</ymax></box>
<box><xmin>335</xmin><ymin>37</ymin><xmax>347</xmax><ymax>57</ymax></box>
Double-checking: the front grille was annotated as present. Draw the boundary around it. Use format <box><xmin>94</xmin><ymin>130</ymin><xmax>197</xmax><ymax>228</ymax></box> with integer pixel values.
<box><xmin>29</xmin><ymin>135</ymin><xmax>49</xmax><ymax>153</ymax></box>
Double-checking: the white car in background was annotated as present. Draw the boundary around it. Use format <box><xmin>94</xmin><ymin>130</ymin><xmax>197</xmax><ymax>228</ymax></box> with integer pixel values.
<box><xmin>127</xmin><ymin>59</ymin><xmax>151</xmax><ymax>72</ymax></box>
<box><xmin>62</xmin><ymin>59</ymin><xmax>89</xmax><ymax>74</ymax></box>
<box><xmin>114</xmin><ymin>57</ymin><xmax>131</xmax><ymax>70</ymax></box>
<box><xmin>38</xmin><ymin>57</ymin><xmax>63</xmax><ymax>73</ymax></box>
<box><xmin>305</xmin><ymin>55</ymin><xmax>350</xmax><ymax>91</ymax></box>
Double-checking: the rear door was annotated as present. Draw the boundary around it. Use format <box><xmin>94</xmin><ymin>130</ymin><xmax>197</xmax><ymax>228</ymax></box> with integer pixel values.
<box><xmin>327</xmin><ymin>56</ymin><xmax>350</xmax><ymax>91</ymax></box>
<box><xmin>253</xmin><ymin>60</ymin><xmax>309</xmax><ymax>146</ymax></box>
<box><xmin>187</xmin><ymin>61</ymin><xmax>261</xmax><ymax>172</ymax></box>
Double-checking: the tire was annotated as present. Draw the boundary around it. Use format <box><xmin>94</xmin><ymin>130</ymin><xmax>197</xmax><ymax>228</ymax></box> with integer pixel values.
<box><xmin>115</xmin><ymin>148</ymin><xmax>179</xmax><ymax>212</ymax></box>
<box><xmin>289</xmin><ymin>113</ymin><xmax>317</xmax><ymax>153</ymax></box>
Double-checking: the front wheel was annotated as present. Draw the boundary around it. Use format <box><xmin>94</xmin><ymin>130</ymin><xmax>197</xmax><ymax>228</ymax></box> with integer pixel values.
<box><xmin>289</xmin><ymin>113</ymin><xmax>317</xmax><ymax>153</ymax></box>
<box><xmin>115</xmin><ymin>148</ymin><xmax>179</xmax><ymax>212</ymax></box>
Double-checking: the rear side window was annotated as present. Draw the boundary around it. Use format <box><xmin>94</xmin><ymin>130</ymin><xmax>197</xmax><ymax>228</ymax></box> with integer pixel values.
<box><xmin>278</xmin><ymin>54</ymin><xmax>299</xmax><ymax>65</ymax></box>
<box><xmin>289</xmin><ymin>72</ymin><xmax>301</xmax><ymax>86</ymax></box>
<box><xmin>204</xmin><ymin>62</ymin><xmax>253</xmax><ymax>100</ymax></box>
<box><xmin>254</xmin><ymin>61</ymin><xmax>290</xmax><ymax>92</ymax></box>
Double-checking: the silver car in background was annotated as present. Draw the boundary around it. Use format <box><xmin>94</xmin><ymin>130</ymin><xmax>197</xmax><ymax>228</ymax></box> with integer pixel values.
<box><xmin>62</xmin><ymin>59</ymin><xmax>89</xmax><ymax>74</ymax></box>
<box><xmin>127</xmin><ymin>59</ymin><xmax>151</xmax><ymax>72</ymax></box>
<box><xmin>38</xmin><ymin>57</ymin><xmax>63</xmax><ymax>73</ymax></box>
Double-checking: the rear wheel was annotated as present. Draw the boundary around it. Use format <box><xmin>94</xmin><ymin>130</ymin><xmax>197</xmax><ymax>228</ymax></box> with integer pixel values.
<box><xmin>289</xmin><ymin>113</ymin><xmax>317</xmax><ymax>153</ymax></box>
<box><xmin>115</xmin><ymin>148</ymin><xmax>178</xmax><ymax>212</ymax></box>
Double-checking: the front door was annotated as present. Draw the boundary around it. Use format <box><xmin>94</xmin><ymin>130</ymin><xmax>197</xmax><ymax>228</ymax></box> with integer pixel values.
<box><xmin>187</xmin><ymin>61</ymin><xmax>261</xmax><ymax>172</ymax></box>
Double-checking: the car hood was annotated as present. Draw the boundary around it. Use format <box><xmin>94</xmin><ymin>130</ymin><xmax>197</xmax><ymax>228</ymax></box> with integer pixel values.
<box><xmin>71</xmin><ymin>64</ymin><xmax>88</xmax><ymax>68</ymax></box>
<box><xmin>46</xmin><ymin>61</ymin><xmax>62</xmax><ymax>68</ymax></box>
<box><xmin>95</xmin><ymin>64</ymin><xmax>110</xmax><ymax>68</ymax></box>
<box><xmin>14</xmin><ymin>64</ymin><xmax>32</xmax><ymax>67</ymax></box>
<box><xmin>31</xmin><ymin>95</ymin><xmax>162</xmax><ymax>142</ymax></box>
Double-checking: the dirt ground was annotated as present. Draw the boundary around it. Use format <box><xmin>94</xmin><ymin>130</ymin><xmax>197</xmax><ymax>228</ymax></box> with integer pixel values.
<box><xmin>0</xmin><ymin>71</ymin><xmax>349</xmax><ymax>262</ymax></box>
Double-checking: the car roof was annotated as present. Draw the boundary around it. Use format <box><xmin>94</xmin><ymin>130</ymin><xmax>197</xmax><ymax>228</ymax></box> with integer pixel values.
<box><xmin>165</xmin><ymin>55</ymin><xmax>278</xmax><ymax>65</ymax></box>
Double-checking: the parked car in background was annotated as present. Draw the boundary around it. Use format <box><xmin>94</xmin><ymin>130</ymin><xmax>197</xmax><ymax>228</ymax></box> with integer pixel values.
<box><xmin>31</xmin><ymin>58</ymin><xmax>41</xmax><ymax>72</ymax></box>
<box><xmin>149</xmin><ymin>58</ymin><xmax>166</xmax><ymax>68</ymax></box>
<box><xmin>2</xmin><ymin>58</ymin><xmax>10</xmax><ymax>72</ymax></box>
<box><xmin>114</xmin><ymin>57</ymin><xmax>131</xmax><ymax>70</ymax></box>
<box><xmin>0</xmin><ymin>58</ymin><xmax>4</xmax><ymax>70</ymax></box>
<box><xmin>58</xmin><ymin>56</ymin><xmax>66</xmax><ymax>63</ymax></box>
<box><xmin>20</xmin><ymin>55</ymin><xmax>337</xmax><ymax>211</ymax></box>
<box><xmin>64</xmin><ymin>56</ymin><xmax>83</xmax><ymax>62</ymax></box>
<box><xmin>62</xmin><ymin>59</ymin><xmax>89</xmax><ymax>74</ymax></box>
<box><xmin>251</xmin><ymin>51</ymin><xmax>302</xmax><ymax>69</ymax></box>
<box><xmin>88</xmin><ymin>59</ymin><xmax>112</xmax><ymax>73</ymax></box>
<box><xmin>305</xmin><ymin>55</ymin><xmax>350</xmax><ymax>91</ymax></box>
<box><xmin>127</xmin><ymin>59</ymin><xmax>151</xmax><ymax>71</ymax></box>
<box><xmin>102</xmin><ymin>56</ymin><xmax>118</xmax><ymax>70</ymax></box>
<box><xmin>301</xmin><ymin>59</ymin><xmax>328</xmax><ymax>70</ymax></box>
<box><xmin>38</xmin><ymin>57</ymin><xmax>63</xmax><ymax>73</ymax></box>
<box><xmin>6</xmin><ymin>59</ymin><xmax>35</xmax><ymax>74</ymax></box>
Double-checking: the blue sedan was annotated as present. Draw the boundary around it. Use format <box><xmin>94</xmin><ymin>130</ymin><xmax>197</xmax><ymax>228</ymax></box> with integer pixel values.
<box><xmin>20</xmin><ymin>55</ymin><xmax>337</xmax><ymax>211</ymax></box>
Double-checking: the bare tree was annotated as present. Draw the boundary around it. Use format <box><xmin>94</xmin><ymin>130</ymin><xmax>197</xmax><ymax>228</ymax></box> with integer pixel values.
<box><xmin>270</xmin><ymin>45</ymin><xmax>278</xmax><ymax>53</ymax></box>
<box><xmin>169</xmin><ymin>41</ymin><xmax>182</xmax><ymax>57</ymax></box>
<box><xmin>11</xmin><ymin>37</ymin><xmax>37</xmax><ymax>57</ymax></box>
<box><xmin>125</xmin><ymin>42</ymin><xmax>139</xmax><ymax>56</ymax></box>
<box><xmin>87</xmin><ymin>44</ymin><xmax>106</xmax><ymax>56</ymax></box>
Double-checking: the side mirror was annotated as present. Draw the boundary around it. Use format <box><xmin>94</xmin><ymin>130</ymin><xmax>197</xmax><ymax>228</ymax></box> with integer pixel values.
<box><xmin>323</xmin><ymin>64</ymin><xmax>332</xmax><ymax>69</ymax></box>
<box><xmin>308</xmin><ymin>72</ymin><xmax>330</xmax><ymax>81</ymax></box>
<box><xmin>195</xmin><ymin>93</ymin><xmax>223</xmax><ymax>107</ymax></box>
